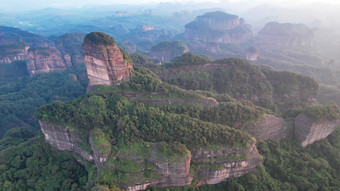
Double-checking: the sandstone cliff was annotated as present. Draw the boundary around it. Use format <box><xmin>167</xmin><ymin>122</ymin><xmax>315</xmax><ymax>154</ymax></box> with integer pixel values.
<box><xmin>243</xmin><ymin>114</ymin><xmax>289</xmax><ymax>141</ymax></box>
<box><xmin>191</xmin><ymin>140</ymin><xmax>261</xmax><ymax>186</ymax></box>
<box><xmin>0</xmin><ymin>42</ymin><xmax>29</xmax><ymax>64</ymax></box>
<box><xmin>295</xmin><ymin>113</ymin><xmax>340</xmax><ymax>147</ymax></box>
<box><xmin>184</xmin><ymin>11</ymin><xmax>252</xmax><ymax>44</ymax></box>
<box><xmin>254</xmin><ymin>22</ymin><xmax>314</xmax><ymax>51</ymax></box>
<box><xmin>82</xmin><ymin>32</ymin><xmax>133</xmax><ymax>91</ymax></box>
<box><xmin>39</xmin><ymin>119</ymin><xmax>262</xmax><ymax>191</ymax></box>
<box><xmin>39</xmin><ymin>121</ymin><xmax>94</xmax><ymax>161</ymax></box>
<box><xmin>26</xmin><ymin>47</ymin><xmax>68</xmax><ymax>77</ymax></box>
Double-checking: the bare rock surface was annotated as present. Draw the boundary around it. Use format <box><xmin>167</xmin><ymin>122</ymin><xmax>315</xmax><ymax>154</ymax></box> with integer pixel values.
<box><xmin>39</xmin><ymin>120</ymin><xmax>93</xmax><ymax>161</ymax></box>
<box><xmin>26</xmin><ymin>47</ymin><xmax>67</xmax><ymax>77</ymax></box>
<box><xmin>40</xmin><ymin>120</ymin><xmax>262</xmax><ymax>191</ymax></box>
<box><xmin>244</xmin><ymin>114</ymin><xmax>289</xmax><ymax>141</ymax></box>
<box><xmin>295</xmin><ymin>113</ymin><xmax>340</xmax><ymax>147</ymax></box>
<box><xmin>82</xmin><ymin>41</ymin><xmax>132</xmax><ymax>91</ymax></box>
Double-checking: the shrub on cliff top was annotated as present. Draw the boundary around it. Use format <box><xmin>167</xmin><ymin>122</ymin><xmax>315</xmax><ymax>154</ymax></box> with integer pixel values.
<box><xmin>170</xmin><ymin>52</ymin><xmax>211</xmax><ymax>67</ymax></box>
<box><xmin>302</xmin><ymin>104</ymin><xmax>340</xmax><ymax>122</ymax></box>
<box><xmin>150</xmin><ymin>41</ymin><xmax>188</xmax><ymax>52</ymax></box>
<box><xmin>84</xmin><ymin>32</ymin><xmax>115</xmax><ymax>46</ymax></box>
<box><xmin>199</xmin><ymin>11</ymin><xmax>238</xmax><ymax>21</ymax></box>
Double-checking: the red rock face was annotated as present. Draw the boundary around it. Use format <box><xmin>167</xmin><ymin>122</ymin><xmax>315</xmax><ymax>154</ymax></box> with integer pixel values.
<box><xmin>26</xmin><ymin>47</ymin><xmax>68</xmax><ymax>77</ymax></box>
<box><xmin>0</xmin><ymin>45</ymin><xmax>29</xmax><ymax>64</ymax></box>
<box><xmin>82</xmin><ymin>42</ymin><xmax>133</xmax><ymax>91</ymax></box>
<box><xmin>40</xmin><ymin>120</ymin><xmax>262</xmax><ymax>191</ymax></box>
<box><xmin>192</xmin><ymin>140</ymin><xmax>262</xmax><ymax>186</ymax></box>
<box><xmin>39</xmin><ymin>121</ymin><xmax>94</xmax><ymax>161</ymax></box>
<box><xmin>295</xmin><ymin>114</ymin><xmax>340</xmax><ymax>147</ymax></box>
<box><xmin>244</xmin><ymin>114</ymin><xmax>289</xmax><ymax>141</ymax></box>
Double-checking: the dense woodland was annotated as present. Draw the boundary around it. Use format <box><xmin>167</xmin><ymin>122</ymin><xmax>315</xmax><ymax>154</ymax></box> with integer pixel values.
<box><xmin>0</xmin><ymin>61</ymin><xmax>87</xmax><ymax>137</ymax></box>
<box><xmin>0</xmin><ymin>29</ymin><xmax>340</xmax><ymax>190</ymax></box>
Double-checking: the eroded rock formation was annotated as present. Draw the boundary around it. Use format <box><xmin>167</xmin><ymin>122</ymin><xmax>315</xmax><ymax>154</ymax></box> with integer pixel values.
<box><xmin>26</xmin><ymin>47</ymin><xmax>68</xmax><ymax>77</ymax></box>
<box><xmin>255</xmin><ymin>22</ymin><xmax>314</xmax><ymax>51</ymax></box>
<box><xmin>184</xmin><ymin>11</ymin><xmax>252</xmax><ymax>44</ymax></box>
<box><xmin>39</xmin><ymin>120</ymin><xmax>262</xmax><ymax>191</ymax></box>
<box><xmin>55</xmin><ymin>33</ymin><xmax>86</xmax><ymax>66</ymax></box>
<box><xmin>192</xmin><ymin>140</ymin><xmax>262</xmax><ymax>186</ymax></box>
<box><xmin>244</xmin><ymin>114</ymin><xmax>289</xmax><ymax>141</ymax></box>
<box><xmin>39</xmin><ymin>121</ymin><xmax>94</xmax><ymax>161</ymax></box>
<box><xmin>295</xmin><ymin>113</ymin><xmax>340</xmax><ymax>147</ymax></box>
<box><xmin>82</xmin><ymin>32</ymin><xmax>133</xmax><ymax>91</ymax></box>
<box><xmin>0</xmin><ymin>43</ymin><xmax>29</xmax><ymax>64</ymax></box>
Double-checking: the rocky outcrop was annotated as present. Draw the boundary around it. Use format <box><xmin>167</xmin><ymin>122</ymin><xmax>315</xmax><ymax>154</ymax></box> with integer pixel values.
<box><xmin>192</xmin><ymin>140</ymin><xmax>261</xmax><ymax>185</ymax></box>
<box><xmin>245</xmin><ymin>46</ymin><xmax>259</xmax><ymax>61</ymax></box>
<box><xmin>26</xmin><ymin>47</ymin><xmax>68</xmax><ymax>77</ymax></box>
<box><xmin>89</xmin><ymin>128</ymin><xmax>111</xmax><ymax>164</ymax></box>
<box><xmin>40</xmin><ymin>119</ymin><xmax>262</xmax><ymax>191</ymax></box>
<box><xmin>244</xmin><ymin>114</ymin><xmax>289</xmax><ymax>141</ymax></box>
<box><xmin>295</xmin><ymin>114</ymin><xmax>340</xmax><ymax>147</ymax></box>
<box><xmin>117</xmin><ymin>140</ymin><xmax>261</xmax><ymax>191</ymax></box>
<box><xmin>0</xmin><ymin>43</ymin><xmax>29</xmax><ymax>64</ymax></box>
<box><xmin>184</xmin><ymin>11</ymin><xmax>252</xmax><ymax>44</ymax></box>
<box><xmin>55</xmin><ymin>33</ymin><xmax>86</xmax><ymax>66</ymax></box>
<box><xmin>39</xmin><ymin>121</ymin><xmax>94</xmax><ymax>161</ymax></box>
<box><xmin>254</xmin><ymin>22</ymin><xmax>314</xmax><ymax>51</ymax></box>
<box><xmin>150</xmin><ymin>41</ymin><xmax>189</xmax><ymax>62</ymax></box>
<box><xmin>82</xmin><ymin>32</ymin><xmax>133</xmax><ymax>91</ymax></box>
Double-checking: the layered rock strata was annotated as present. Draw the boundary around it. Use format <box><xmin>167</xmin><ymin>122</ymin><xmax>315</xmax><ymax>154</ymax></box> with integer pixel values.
<box><xmin>82</xmin><ymin>33</ymin><xmax>133</xmax><ymax>91</ymax></box>
<box><xmin>295</xmin><ymin>113</ymin><xmax>340</xmax><ymax>147</ymax></box>
<box><xmin>39</xmin><ymin>121</ymin><xmax>94</xmax><ymax>161</ymax></box>
<box><xmin>244</xmin><ymin>114</ymin><xmax>289</xmax><ymax>141</ymax></box>
<box><xmin>39</xmin><ymin>120</ymin><xmax>262</xmax><ymax>191</ymax></box>
<box><xmin>191</xmin><ymin>140</ymin><xmax>262</xmax><ymax>186</ymax></box>
<box><xmin>0</xmin><ymin>42</ymin><xmax>29</xmax><ymax>64</ymax></box>
<box><xmin>26</xmin><ymin>47</ymin><xmax>68</xmax><ymax>77</ymax></box>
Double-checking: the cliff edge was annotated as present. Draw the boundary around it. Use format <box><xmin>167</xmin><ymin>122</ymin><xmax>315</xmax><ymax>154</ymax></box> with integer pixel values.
<box><xmin>82</xmin><ymin>32</ymin><xmax>133</xmax><ymax>91</ymax></box>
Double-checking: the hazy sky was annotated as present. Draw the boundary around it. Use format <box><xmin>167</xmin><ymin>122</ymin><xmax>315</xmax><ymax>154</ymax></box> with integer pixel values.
<box><xmin>1</xmin><ymin>0</ymin><xmax>340</xmax><ymax>12</ymax></box>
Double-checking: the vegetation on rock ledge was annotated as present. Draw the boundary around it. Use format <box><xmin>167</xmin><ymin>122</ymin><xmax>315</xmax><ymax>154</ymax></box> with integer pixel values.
<box><xmin>84</xmin><ymin>32</ymin><xmax>116</xmax><ymax>46</ymax></box>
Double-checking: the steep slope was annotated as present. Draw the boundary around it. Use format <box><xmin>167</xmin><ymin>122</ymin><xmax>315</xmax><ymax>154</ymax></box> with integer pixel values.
<box><xmin>82</xmin><ymin>32</ymin><xmax>133</xmax><ymax>91</ymax></box>
<box><xmin>295</xmin><ymin>104</ymin><xmax>340</xmax><ymax>147</ymax></box>
<box><xmin>35</xmin><ymin>67</ymin><xmax>262</xmax><ymax>190</ymax></box>
<box><xmin>0</xmin><ymin>26</ymin><xmax>52</xmax><ymax>47</ymax></box>
<box><xmin>55</xmin><ymin>33</ymin><xmax>86</xmax><ymax>67</ymax></box>
<box><xmin>26</xmin><ymin>47</ymin><xmax>68</xmax><ymax>77</ymax></box>
<box><xmin>254</xmin><ymin>22</ymin><xmax>314</xmax><ymax>51</ymax></box>
<box><xmin>0</xmin><ymin>26</ymin><xmax>53</xmax><ymax>64</ymax></box>
<box><xmin>147</xmin><ymin>56</ymin><xmax>318</xmax><ymax>112</ymax></box>
<box><xmin>150</xmin><ymin>41</ymin><xmax>189</xmax><ymax>62</ymax></box>
<box><xmin>184</xmin><ymin>11</ymin><xmax>252</xmax><ymax>44</ymax></box>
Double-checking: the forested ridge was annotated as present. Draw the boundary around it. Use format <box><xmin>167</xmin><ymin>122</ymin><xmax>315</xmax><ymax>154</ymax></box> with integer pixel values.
<box><xmin>1</xmin><ymin>54</ymin><xmax>340</xmax><ymax>191</ymax></box>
